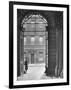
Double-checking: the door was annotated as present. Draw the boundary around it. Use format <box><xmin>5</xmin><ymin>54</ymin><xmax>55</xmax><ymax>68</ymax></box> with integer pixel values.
<box><xmin>31</xmin><ymin>53</ymin><xmax>34</xmax><ymax>64</ymax></box>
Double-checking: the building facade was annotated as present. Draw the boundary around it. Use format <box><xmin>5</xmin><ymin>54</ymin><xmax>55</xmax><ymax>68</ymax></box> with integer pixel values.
<box><xmin>22</xmin><ymin>14</ymin><xmax>48</xmax><ymax>64</ymax></box>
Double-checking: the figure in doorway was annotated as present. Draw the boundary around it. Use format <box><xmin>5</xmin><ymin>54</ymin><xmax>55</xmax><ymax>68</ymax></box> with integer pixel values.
<box><xmin>24</xmin><ymin>57</ymin><xmax>28</xmax><ymax>74</ymax></box>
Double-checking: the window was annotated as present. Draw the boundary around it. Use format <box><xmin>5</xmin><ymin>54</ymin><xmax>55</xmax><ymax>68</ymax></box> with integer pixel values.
<box><xmin>24</xmin><ymin>37</ymin><xmax>26</xmax><ymax>45</ymax></box>
<box><xmin>31</xmin><ymin>37</ymin><xmax>35</xmax><ymax>44</ymax></box>
<box><xmin>39</xmin><ymin>37</ymin><xmax>43</xmax><ymax>43</ymax></box>
<box><xmin>39</xmin><ymin>58</ymin><xmax>43</xmax><ymax>61</ymax></box>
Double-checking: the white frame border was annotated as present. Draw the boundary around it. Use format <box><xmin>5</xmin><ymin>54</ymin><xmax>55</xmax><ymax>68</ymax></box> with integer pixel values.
<box><xmin>13</xmin><ymin>5</ymin><xmax>67</xmax><ymax>85</ymax></box>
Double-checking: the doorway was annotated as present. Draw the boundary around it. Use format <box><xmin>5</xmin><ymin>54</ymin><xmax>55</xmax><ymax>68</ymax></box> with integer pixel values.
<box><xmin>19</xmin><ymin>13</ymin><xmax>48</xmax><ymax>77</ymax></box>
<box><xmin>31</xmin><ymin>53</ymin><xmax>34</xmax><ymax>64</ymax></box>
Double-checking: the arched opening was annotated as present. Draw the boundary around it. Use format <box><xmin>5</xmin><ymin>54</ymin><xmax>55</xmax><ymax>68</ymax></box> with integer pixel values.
<box><xmin>17</xmin><ymin>10</ymin><xmax>63</xmax><ymax>80</ymax></box>
<box><xmin>18</xmin><ymin>14</ymin><xmax>48</xmax><ymax>80</ymax></box>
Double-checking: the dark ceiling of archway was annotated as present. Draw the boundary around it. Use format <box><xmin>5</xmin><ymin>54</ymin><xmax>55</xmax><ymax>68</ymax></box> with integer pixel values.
<box><xmin>17</xmin><ymin>9</ymin><xmax>63</xmax><ymax>31</ymax></box>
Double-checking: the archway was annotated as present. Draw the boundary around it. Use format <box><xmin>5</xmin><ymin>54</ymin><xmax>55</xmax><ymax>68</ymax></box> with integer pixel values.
<box><xmin>20</xmin><ymin>14</ymin><xmax>48</xmax><ymax>77</ymax></box>
<box><xmin>17</xmin><ymin>10</ymin><xmax>63</xmax><ymax>79</ymax></box>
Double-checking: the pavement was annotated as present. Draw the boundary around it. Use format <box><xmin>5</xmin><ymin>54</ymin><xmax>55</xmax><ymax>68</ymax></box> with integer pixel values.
<box><xmin>18</xmin><ymin>63</ymin><xmax>57</xmax><ymax>81</ymax></box>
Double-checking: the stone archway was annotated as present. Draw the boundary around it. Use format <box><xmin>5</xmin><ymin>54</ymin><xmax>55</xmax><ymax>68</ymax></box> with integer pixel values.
<box><xmin>19</xmin><ymin>14</ymin><xmax>48</xmax><ymax>76</ymax></box>
<box><xmin>17</xmin><ymin>10</ymin><xmax>63</xmax><ymax>78</ymax></box>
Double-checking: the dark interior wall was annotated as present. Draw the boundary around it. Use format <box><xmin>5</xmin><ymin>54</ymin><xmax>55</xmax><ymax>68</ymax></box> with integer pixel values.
<box><xmin>17</xmin><ymin>9</ymin><xmax>63</xmax><ymax>77</ymax></box>
<box><xmin>55</xmin><ymin>12</ymin><xmax>63</xmax><ymax>77</ymax></box>
<box><xmin>17</xmin><ymin>17</ymin><xmax>20</xmax><ymax>77</ymax></box>
<box><xmin>17</xmin><ymin>10</ymin><xmax>28</xmax><ymax>76</ymax></box>
<box><xmin>58</xmin><ymin>30</ymin><xmax>63</xmax><ymax>77</ymax></box>
<box><xmin>17</xmin><ymin>28</ymin><xmax>20</xmax><ymax>76</ymax></box>
<box><xmin>46</xmin><ymin>12</ymin><xmax>63</xmax><ymax>77</ymax></box>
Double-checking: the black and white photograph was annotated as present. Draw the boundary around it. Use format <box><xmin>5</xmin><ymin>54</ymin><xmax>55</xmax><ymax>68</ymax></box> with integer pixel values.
<box><xmin>9</xmin><ymin>1</ymin><xmax>69</xmax><ymax>88</ymax></box>
<box><xmin>17</xmin><ymin>9</ymin><xmax>63</xmax><ymax>80</ymax></box>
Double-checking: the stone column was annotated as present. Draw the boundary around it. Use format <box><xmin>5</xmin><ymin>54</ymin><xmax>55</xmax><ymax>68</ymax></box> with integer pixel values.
<box><xmin>55</xmin><ymin>29</ymin><xmax>63</xmax><ymax>77</ymax></box>
<box><xmin>45</xmin><ymin>26</ymin><xmax>48</xmax><ymax>73</ymax></box>
<box><xmin>55</xmin><ymin>29</ymin><xmax>59</xmax><ymax>77</ymax></box>
<box><xmin>45</xmin><ymin>26</ymin><xmax>56</xmax><ymax>77</ymax></box>
<box><xmin>17</xmin><ymin>29</ymin><xmax>20</xmax><ymax>77</ymax></box>
<box><xmin>20</xmin><ymin>31</ymin><xmax>24</xmax><ymax>75</ymax></box>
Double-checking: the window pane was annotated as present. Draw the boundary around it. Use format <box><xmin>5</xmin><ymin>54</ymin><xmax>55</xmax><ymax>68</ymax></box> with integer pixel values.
<box><xmin>24</xmin><ymin>37</ymin><xmax>26</xmax><ymax>45</ymax></box>
<box><xmin>31</xmin><ymin>37</ymin><xmax>35</xmax><ymax>42</ymax></box>
<box><xmin>39</xmin><ymin>37</ymin><xmax>43</xmax><ymax>42</ymax></box>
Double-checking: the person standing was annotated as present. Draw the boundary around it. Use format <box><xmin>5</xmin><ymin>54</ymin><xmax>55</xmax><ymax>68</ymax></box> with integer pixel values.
<box><xmin>24</xmin><ymin>57</ymin><xmax>28</xmax><ymax>74</ymax></box>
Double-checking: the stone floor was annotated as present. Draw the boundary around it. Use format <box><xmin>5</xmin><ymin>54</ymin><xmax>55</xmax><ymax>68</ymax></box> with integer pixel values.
<box><xmin>17</xmin><ymin>63</ymin><xmax>58</xmax><ymax>81</ymax></box>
